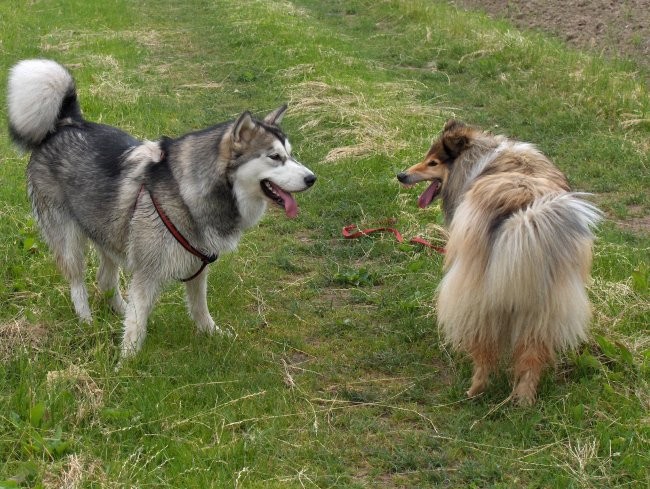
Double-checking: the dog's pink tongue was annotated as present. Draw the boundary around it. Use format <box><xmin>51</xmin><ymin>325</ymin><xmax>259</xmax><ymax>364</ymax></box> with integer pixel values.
<box><xmin>418</xmin><ymin>181</ymin><xmax>439</xmax><ymax>209</ymax></box>
<box><xmin>274</xmin><ymin>186</ymin><xmax>298</xmax><ymax>218</ymax></box>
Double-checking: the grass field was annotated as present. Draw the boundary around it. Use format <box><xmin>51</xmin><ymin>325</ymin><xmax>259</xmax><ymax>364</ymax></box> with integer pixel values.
<box><xmin>1</xmin><ymin>0</ymin><xmax>648</xmax><ymax>487</ymax></box>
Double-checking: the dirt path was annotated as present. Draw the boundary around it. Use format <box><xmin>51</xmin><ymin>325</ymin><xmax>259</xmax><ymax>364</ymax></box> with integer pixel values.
<box><xmin>453</xmin><ymin>0</ymin><xmax>650</xmax><ymax>70</ymax></box>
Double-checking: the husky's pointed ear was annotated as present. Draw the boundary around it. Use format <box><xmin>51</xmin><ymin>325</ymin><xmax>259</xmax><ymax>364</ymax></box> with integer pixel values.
<box><xmin>263</xmin><ymin>104</ymin><xmax>288</xmax><ymax>125</ymax></box>
<box><xmin>232</xmin><ymin>111</ymin><xmax>256</xmax><ymax>143</ymax></box>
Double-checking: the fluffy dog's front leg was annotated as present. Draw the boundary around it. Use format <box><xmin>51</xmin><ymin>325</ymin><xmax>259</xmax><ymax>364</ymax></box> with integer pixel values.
<box><xmin>121</xmin><ymin>273</ymin><xmax>161</xmax><ymax>358</ymax></box>
<box><xmin>185</xmin><ymin>268</ymin><xmax>223</xmax><ymax>335</ymax></box>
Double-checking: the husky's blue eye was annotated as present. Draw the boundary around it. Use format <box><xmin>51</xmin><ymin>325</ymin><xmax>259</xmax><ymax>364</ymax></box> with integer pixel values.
<box><xmin>269</xmin><ymin>154</ymin><xmax>282</xmax><ymax>161</ymax></box>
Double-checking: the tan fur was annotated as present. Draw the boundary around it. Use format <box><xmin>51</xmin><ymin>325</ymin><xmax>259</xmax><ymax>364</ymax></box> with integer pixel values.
<box><xmin>399</xmin><ymin>120</ymin><xmax>601</xmax><ymax>405</ymax></box>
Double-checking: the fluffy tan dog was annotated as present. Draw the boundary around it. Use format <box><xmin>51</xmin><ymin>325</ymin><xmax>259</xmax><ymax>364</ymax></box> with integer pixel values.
<box><xmin>398</xmin><ymin>120</ymin><xmax>601</xmax><ymax>405</ymax></box>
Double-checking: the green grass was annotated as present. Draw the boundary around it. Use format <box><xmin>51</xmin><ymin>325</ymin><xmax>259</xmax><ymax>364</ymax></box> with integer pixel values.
<box><xmin>1</xmin><ymin>0</ymin><xmax>648</xmax><ymax>487</ymax></box>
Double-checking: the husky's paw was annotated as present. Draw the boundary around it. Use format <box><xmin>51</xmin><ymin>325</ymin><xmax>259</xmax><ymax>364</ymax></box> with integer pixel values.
<box><xmin>74</xmin><ymin>304</ymin><xmax>92</xmax><ymax>323</ymax></box>
<box><xmin>196</xmin><ymin>318</ymin><xmax>232</xmax><ymax>337</ymax></box>
<box><xmin>109</xmin><ymin>297</ymin><xmax>128</xmax><ymax>317</ymax></box>
<box><xmin>120</xmin><ymin>345</ymin><xmax>135</xmax><ymax>360</ymax></box>
<box><xmin>121</xmin><ymin>325</ymin><xmax>145</xmax><ymax>359</ymax></box>
<box><xmin>127</xmin><ymin>140</ymin><xmax>164</xmax><ymax>165</ymax></box>
<box><xmin>142</xmin><ymin>140</ymin><xmax>164</xmax><ymax>163</ymax></box>
<box><xmin>78</xmin><ymin>312</ymin><xmax>93</xmax><ymax>324</ymax></box>
<box><xmin>120</xmin><ymin>342</ymin><xmax>140</xmax><ymax>360</ymax></box>
<box><xmin>71</xmin><ymin>287</ymin><xmax>92</xmax><ymax>323</ymax></box>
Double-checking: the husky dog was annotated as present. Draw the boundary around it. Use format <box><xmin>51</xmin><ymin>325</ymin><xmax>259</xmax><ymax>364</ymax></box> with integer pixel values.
<box><xmin>7</xmin><ymin>59</ymin><xmax>316</xmax><ymax>358</ymax></box>
<box><xmin>397</xmin><ymin>120</ymin><xmax>601</xmax><ymax>405</ymax></box>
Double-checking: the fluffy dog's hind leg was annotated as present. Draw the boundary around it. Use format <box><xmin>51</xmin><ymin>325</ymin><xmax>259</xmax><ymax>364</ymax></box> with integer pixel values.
<box><xmin>467</xmin><ymin>340</ymin><xmax>499</xmax><ymax>398</ymax></box>
<box><xmin>121</xmin><ymin>272</ymin><xmax>160</xmax><ymax>358</ymax></box>
<box><xmin>512</xmin><ymin>340</ymin><xmax>552</xmax><ymax>406</ymax></box>
<box><xmin>185</xmin><ymin>268</ymin><xmax>223</xmax><ymax>335</ymax></box>
<box><xmin>97</xmin><ymin>249</ymin><xmax>127</xmax><ymax>316</ymax></box>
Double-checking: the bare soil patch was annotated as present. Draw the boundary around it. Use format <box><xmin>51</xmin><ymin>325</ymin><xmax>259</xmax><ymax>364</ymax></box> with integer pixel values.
<box><xmin>453</xmin><ymin>0</ymin><xmax>650</xmax><ymax>70</ymax></box>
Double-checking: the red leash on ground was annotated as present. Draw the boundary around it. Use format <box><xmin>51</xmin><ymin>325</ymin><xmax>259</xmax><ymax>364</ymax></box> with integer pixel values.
<box><xmin>342</xmin><ymin>224</ymin><xmax>446</xmax><ymax>254</ymax></box>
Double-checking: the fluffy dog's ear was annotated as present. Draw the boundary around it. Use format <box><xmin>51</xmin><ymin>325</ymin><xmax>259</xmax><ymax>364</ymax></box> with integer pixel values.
<box><xmin>264</xmin><ymin>104</ymin><xmax>287</xmax><ymax>125</ymax></box>
<box><xmin>443</xmin><ymin>119</ymin><xmax>465</xmax><ymax>132</ymax></box>
<box><xmin>442</xmin><ymin>132</ymin><xmax>468</xmax><ymax>159</ymax></box>
<box><xmin>442</xmin><ymin>135</ymin><xmax>469</xmax><ymax>160</ymax></box>
<box><xmin>440</xmin><ymin>119</ymin><xmax>469</xmax><ymax>159</ymax></box>
<box><xmin>232</xmin><ymin>111</ymin><xmax>255</xmax><ymax>142</ymax></box>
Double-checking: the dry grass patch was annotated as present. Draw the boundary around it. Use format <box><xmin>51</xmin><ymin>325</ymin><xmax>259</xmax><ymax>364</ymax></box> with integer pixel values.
<box><xmin>40</xmin><ymin>28</ymin><xmax>164</xmax><ymax>53</ymax></box>
<box><xmin>46</xmin><ymin>365</ymin><xmax>104</xmax><ymax>422</ymax></box>
<box><xmin>287</xmin><ymin>79</ymin><xmax>445</xmax><ymax>162</ymax></box>
<box><xmin>86</xmin><ymin>72</ymin><xmax>141</xmax><ymax>105</ymax></box>
<box><xmin>43</xmin><ymin>453</ymin><xmax>106</xmax><ymax>489</ymax></box>
<box><xmin>615</xmin><ymin>215</ymin><xmax>650</xmax><ymax>236</ymax></box>
<box><xmin>0</xmin><ymin>319</ymin><xmax>48</xmax><ymax>362</ymax></box>
<box><xmin>256</xmin><ymin>0</ymin><xmax>309</xmax><ymax>17</ymax></box>
<box><xmin>549</xmin><ymin>436</ymin><xmax>616</xmax><ymax>488</ymax></box>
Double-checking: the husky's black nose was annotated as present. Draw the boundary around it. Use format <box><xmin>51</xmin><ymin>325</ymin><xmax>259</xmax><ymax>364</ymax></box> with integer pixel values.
<box><xmin>304</xmin><ymin>174</ymin><xmax>317</xmax><ymax>188</ymax></box>
<box><xmin>397</xmin><ymin>172</ymin><xmax>408</xmax><ymax>183</ymax></box>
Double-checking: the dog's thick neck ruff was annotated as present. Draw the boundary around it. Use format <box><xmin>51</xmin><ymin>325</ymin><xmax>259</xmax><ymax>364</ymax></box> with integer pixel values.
<box><xmin>137</xmin><ymin>184</ymin><xmax>218</xmax><ymax>281</ymax></box>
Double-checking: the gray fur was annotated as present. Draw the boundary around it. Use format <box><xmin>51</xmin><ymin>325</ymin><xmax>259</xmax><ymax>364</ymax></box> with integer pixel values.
<box><xmin>7</xmin><ymin>59</ymin><xmax>316</xmax><ymax>358</ymax></box>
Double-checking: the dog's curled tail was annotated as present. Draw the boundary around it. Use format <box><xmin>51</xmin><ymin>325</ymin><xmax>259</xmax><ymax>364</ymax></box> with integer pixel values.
<box><xmin>7</xmin><ymin>59</ymin><xmax>82</xmax><ymax>150</ymax></box>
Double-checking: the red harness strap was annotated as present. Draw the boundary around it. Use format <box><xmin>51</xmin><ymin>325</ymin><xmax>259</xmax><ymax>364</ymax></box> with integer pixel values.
<box><xmin>144</xmin><ymin>186</ymin><xmax>218</xmax><ymax>282</ymax></box>
<box><xmin>342</xmin><ymin>224</ymin><xmax>446</xmax><ymax>254</ymax></box>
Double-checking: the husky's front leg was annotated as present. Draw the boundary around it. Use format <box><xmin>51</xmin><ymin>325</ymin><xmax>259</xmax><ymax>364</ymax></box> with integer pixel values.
<box><xmin>121</xmin><ymin>272</ymin><xmax>161</xmax><ymax>358</ymax></box>
<box><xmin>184</xmin><ymin>268</ymin><xmax>221</xmax><ymax>335</ymax></box>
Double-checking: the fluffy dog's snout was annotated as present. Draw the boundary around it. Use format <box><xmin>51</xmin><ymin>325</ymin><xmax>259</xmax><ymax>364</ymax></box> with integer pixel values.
<box><xmin>396</xmin><ymin>172</ymin><xmax>409</xmax><ymax>183</ymax></box>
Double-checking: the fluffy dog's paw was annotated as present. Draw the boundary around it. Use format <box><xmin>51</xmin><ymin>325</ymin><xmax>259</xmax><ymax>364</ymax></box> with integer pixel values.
<box><xmin>511</xmin><ymin>384</ymin><xmax>537</xmax><ymax>406</ymax></box>
<box><xmin>466</xmin><ymin>381</ymin><xmax>487</xmax><ymax>398</ymax></box>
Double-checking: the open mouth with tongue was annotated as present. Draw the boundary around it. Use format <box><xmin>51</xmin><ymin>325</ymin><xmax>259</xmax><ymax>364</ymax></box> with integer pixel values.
<box><xmin>417</xmin><ymin>179</ymin><xmax>442</xmax><ymax>209</ymax></box>
<box><xmin>261</xmin><ymin>179</ymin><xmax>298</xmax><ymax>218</ymax></box>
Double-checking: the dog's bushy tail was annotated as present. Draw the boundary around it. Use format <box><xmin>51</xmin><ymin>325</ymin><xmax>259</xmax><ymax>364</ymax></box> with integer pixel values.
<box><xmin>438</xmin><ymin>192</ymin><xmax>602</xmax><ymax>351</ymax></box>
<box><xmin>488</xmin><ymin>193</ymin><xmax>601</xmax><ymax>296</ymax></box>
<box><xmin>487</xmin><ymin>193</ymin><xmax>602</xmax><ymax>346</ymax></box>
<box><xmin>7</xmin><ymin>59</ymin><xmax>82</xmax><ymax>150</ymax></box>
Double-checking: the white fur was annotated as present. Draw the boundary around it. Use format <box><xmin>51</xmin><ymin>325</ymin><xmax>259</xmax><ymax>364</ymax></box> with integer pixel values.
<box><xmin>8</xmin><ymin>59</ymin><xmax>75</xmax><ymax>146</ymax></box>
<box><xmin>124</xmin><ymin>140</ymin><xmax>164</xmax><ymax>165</ymax></box>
